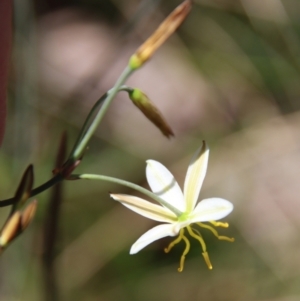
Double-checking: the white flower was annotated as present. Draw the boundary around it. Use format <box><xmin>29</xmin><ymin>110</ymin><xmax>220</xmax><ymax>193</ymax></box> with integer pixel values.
<box><xmin>110</xmin><ymin>141</ymin><xmax>234</xmax><ymax>271</ymax></box>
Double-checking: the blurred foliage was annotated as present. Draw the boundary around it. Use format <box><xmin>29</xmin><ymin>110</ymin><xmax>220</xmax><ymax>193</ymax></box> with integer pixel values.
<box><xmin>1</xmin><ymin>0</ymin><xmax>300</xmax><ymax>300</ymax></box>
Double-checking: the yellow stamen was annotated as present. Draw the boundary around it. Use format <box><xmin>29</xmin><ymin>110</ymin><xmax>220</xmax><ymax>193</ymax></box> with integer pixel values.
<box><xmin>164</xmin><ymin>229</ymin><xmax>191</xmax><ymax>272</ymax></box>
<box><xmin>187</xmin><ymin>226</ymin><xmax>207</xmax><ymax>252</ymax></box>
<box><xmin>191</xmin><ymin>227</ymin><xmax>201</xmax><ymax>237</ymax></box>
<box><xmin>202</xmin><ymin>252</ymin><xmax>213</xmax><ymax>270</ymax></box>
<box><xmin>178</xmin><ymin>234</ymin><xmax>190</xmax><ymax>272</ymax></box>
<box><xmin>164</xmin><ymin>229</ymin><xmax>183</xmax><ymax>253</ymax></box>
<box><xmin>209</xmin><ymin>221</ymin><xmax>229</xmax><ymax>228</ymax></box>
<box><xmin>197</xmin><ymin>223</ymin><xmax>235</xmax><ymax>242</ymax></box>
<box><xmin>165</xmin><ymin>222</ymin><xmax>233</xmax><ymax>271</ymax></box>
<box><xmin>187</xmin><ymin>226</ymin><xmax>214</xmax><ymax>269</ymax></box>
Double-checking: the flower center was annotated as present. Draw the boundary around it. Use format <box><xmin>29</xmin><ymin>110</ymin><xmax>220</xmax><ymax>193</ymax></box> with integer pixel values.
<box><xmin>164</xmin><ymin>221</ymin><xmax>234</xmax><ymax>272</ymax></box>
<box><xmin>178</xmin><ymin>212</ymin><xmax>189</xmax><ymax>222</ymax></box>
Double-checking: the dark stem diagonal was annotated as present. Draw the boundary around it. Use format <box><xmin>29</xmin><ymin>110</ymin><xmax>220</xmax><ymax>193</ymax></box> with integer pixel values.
<box><xmin>0</xmin><ymin>174</ymin><xmax>63</xmax><ymax>207</ymax></box>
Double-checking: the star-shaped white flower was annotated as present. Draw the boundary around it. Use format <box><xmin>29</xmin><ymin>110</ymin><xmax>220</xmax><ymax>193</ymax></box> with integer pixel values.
<box><xmin>110</xmin><ymin>141</ymin><xmax>234</xmax><ymax>271</ymax></box>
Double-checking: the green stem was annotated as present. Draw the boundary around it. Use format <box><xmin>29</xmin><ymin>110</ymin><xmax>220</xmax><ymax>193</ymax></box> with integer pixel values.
<box><xmin>77</xmin><ymin>173</ymin><xmax>182</xmax><ymax>217</ymax></box>
<box><xmin>68</xmin><ymin>92</ymin><xmax>108</xmax><ymax>158</ymax></box>
<box><xmin>73</xmin><ymin>66</ymin><xmax>133</xmax><ymax>160</ymax></box>
<box><xmin>69</xmin><ymin>86</ymin><xmax>133</xmax><ymax>158</ymax></box>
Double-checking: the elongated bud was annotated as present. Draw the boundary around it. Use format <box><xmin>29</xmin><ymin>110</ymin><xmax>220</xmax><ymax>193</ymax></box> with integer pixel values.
<box><xmin>129</xmin><ymin>88</ymin><xmax>174</xmax><ymax>138</ymax></box>
<box><xmin>129</xmin><ymin>0</ymin><xmax>192</xmax><ymax>69</ymax></box>
<box><xmin>21</xmin><ymin>200</ymin><xmax>37</xmax><ymax>231</ymax></box>
<box><xmin>14</xmin><ymin>165</ymin><xmax>34</xmax><ymax>209</ymax></box>
<box><xmin>0</xmin><ymin>212</ymin><xmax>21</xmax><ymax>247</ymax></box>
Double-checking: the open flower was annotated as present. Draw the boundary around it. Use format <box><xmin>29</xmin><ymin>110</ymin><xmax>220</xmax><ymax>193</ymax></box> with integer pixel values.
<box><xmin>110</xmin><ymin>141</ymin><xmax>234</xmax><ymax>271</ymax></box>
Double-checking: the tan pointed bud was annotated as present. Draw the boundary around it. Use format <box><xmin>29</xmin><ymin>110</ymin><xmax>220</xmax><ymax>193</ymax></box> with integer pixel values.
<box><xmin>129</xmin><ymin>88</ymin><xmax>174</xmax><ymax>138</ymax></box>
<box><xmin>21</xmin><ymin>200</ymin><xmax>37</xmax><ymax>231</ymax></box>
<box><xmin>129</xmin><ymin>0</ymin><xmax>192</xmax><ymax>69</ymax></box>
<box><xmin>0</xmin><ymin>212</ymin><xmax>21</xmax><ymax>247</ymax></box>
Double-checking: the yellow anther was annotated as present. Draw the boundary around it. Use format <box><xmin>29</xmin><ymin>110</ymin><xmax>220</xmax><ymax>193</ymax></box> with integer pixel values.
<box><xmin>209</xmin><ymin>221</ymin><xmax>229</xmax><ymax>228</ymax></box>
<box><xmin>187</xmin><ymin>226</ymin><xmax>207</xmax><ymax>252</ymax></box>
<box><xmin>197</xmin><ymin>222</ymin><xmax>234</xmax><ymax>242</ymax></box>
<box><xmin>178</xmin><ymin>256</ymin><xmax>186</xmax><ymax>272</ymax></box>
<box><xmin>219</xmin><ymin>236</ymin><xmax>235</xmax><ymax>242</ymax></box>
<box><xmin>202</xmin><ymin>252</ymin><xmax>213</xmax><ymax>270</ymax></box>
<box><xmin>178</xmin><ymin>234</ymin><xmax>190</xmax><ymax>272</ymax></box>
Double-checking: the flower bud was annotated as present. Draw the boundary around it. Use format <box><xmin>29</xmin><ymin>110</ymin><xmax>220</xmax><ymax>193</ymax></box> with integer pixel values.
<box><xmin>0</xmin><ymin>212</ymin><xmax>21</xmax><ymax>247</ymax></box>
<box><xmin>21</xmin><ymin>200</ymin><xmax>37</xmax><ymax>231</ymax></box>
<box><xmin>14</xmin><ymin>165</ymin><xmax>34</xmax><ymax>209</ymax></box>
<box><xmin>129</xmin><ymin>88</ymin><xmax>174</xmax><ymax>138</ymax></box>
<box><xmin>129</xmin><ymin>0</ymin><xmax>192</xmax><ymax>69</ymax></box>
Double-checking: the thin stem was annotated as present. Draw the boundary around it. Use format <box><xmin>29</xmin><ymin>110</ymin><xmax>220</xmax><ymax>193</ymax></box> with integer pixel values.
<box><xmin>68</xmin><ymin>93</ymin><xmax>108</xmax><ymax>158</ymax></box>
<box><xmin>0</xmin><ymin>174</ymin><xmax>63</xmax><ymax>207</ymax></box>
<box><xmin>118</xmin><ymin>85</ymin><xmax>134</xmax><ymax>93</ymax></box>
<box><xmin>77</xmin><ymin>173</ymin><xmax>182</xmax><ymax>217</ymax></box>
<box><xmin>68</xmin><ymin>86</ymin><xmax>133</xmax><ymax>160</ymax></box>
<box><xmin>73</xmin><ymin>66</ymin><xmax>134</xmax><ymax>160</ymax></box>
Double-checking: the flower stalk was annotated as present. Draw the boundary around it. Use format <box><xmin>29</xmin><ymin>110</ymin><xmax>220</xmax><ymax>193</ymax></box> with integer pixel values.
<box><xmin>75</xmin><ymin>173</ymin><xmax>183</xmax><ymax>216</ymax></box>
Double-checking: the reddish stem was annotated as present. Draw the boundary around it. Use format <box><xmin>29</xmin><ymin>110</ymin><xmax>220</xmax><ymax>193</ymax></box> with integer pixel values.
<box><xmin>0</xmin><ymin>0</ymin><xmax>12</xmax><ymax>146</ymax></box>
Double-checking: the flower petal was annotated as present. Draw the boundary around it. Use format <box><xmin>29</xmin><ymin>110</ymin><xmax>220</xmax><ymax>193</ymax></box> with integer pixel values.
<box><xmin>190</xmin><ymin>198</ymin><xmax>233</xmax><ymax>223</ymax></box>
<box><xmin>130</xmin><ymin>223</ymin><xmax>179</xmax><ymax>254</ymax></box>
<box><xmin>184</xmin><ymin>141</ymin><xmax>209</xmax><ymax>212</ymax></box>
<box><xmin>146</xmin><ymin>160</ymin><xmax>185</xmax><ymax>212</ymax></box>
<box><xmin>110</xmin><ymin>194</ymin><xmax>177</xmax><ymax>223</ymax></box>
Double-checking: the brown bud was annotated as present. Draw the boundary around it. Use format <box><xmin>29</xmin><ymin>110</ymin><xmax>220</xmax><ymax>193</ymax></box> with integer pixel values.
<box><xmin>129</xmin><ymin>88</ymin><xmax>174</xmax><ymax>138</ymax></box>
<box><xmin>0</xmin><ymin>212</ymin><xmax>21</xmax><ymax>247</ymax></box>
<box><xmin>14</xmin><ymin>165</ymin><xmax>34</xmax><ymax>209</ymax></box>
<box><xmin>21</xmin><ymin>200</ymin><xmax>37</xmax><ymax>231</ymax></box>
<box><xmin>129</xmin><ymin>0</ymin><xmax>192</xmax><ymax>69</ymax></box>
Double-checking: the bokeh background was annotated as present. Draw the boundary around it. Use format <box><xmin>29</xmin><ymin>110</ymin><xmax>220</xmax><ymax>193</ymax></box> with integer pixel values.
<box><xmin>1</xmin><ymin>0</ymin><xmax>300</xmax><ymax>300</ymax></box>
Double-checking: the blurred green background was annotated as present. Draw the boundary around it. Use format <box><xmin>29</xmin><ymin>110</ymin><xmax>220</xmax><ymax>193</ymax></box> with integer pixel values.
<box><xmin>1</xmin><ymin>0</ymin><xmax>300</xmax><ymax>300</ymax></box>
